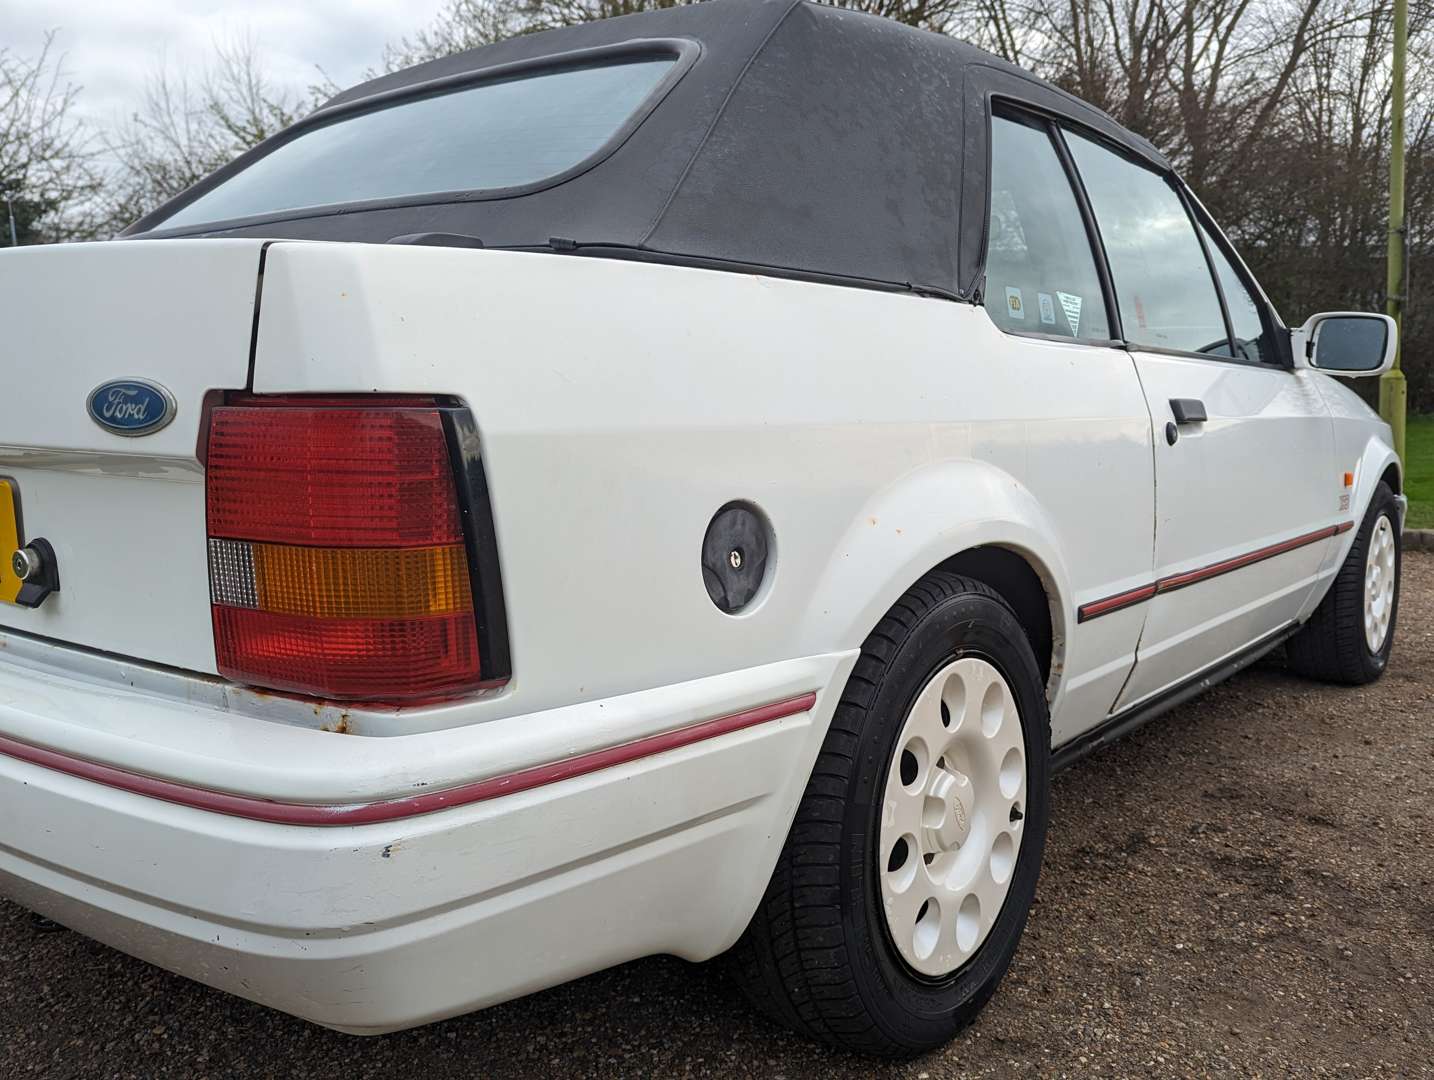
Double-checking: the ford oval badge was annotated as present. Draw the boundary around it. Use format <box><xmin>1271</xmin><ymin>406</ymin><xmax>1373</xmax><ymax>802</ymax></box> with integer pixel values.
<box><xmin>87</xmin><ymin>379</ymin><xmax>177</xmax><ymax>437</ymax></box>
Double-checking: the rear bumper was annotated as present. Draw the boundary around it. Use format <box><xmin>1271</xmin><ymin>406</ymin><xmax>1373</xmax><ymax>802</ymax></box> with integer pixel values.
<box><xmin>0</xmin><ymin>632</ymin><xmax>851</xmax><ymax>1033</ymax></box>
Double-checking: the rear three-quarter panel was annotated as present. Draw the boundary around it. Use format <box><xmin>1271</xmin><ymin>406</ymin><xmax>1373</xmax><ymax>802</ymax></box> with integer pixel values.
<box><xmin>251</xmin><ymin>241</ymin><xmax>1155</xmax><ymax>742</ymax></box>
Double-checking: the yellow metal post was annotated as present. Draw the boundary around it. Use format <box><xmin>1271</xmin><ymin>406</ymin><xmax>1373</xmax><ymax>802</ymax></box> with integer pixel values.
<box><xmin>1380</xmin><ymin>0</ymin><xmax>1408</xmax><ymax>462</ymax></box>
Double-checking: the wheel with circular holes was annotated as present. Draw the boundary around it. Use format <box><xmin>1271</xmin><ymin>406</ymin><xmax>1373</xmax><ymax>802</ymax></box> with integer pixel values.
<box><xmin>1287</xmin><ymin>481</ymin><xmax>1401</xmax><ymax>685</ymax></box>
<box><xmin>729</xmin><ymin>571</ymin><xmax>1049</xmax><ymax>1057</ymax></box>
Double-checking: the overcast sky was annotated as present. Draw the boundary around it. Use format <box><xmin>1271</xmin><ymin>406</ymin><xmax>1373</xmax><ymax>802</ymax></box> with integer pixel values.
<box><xmin>11</xmin><ymin>0</ymin><xmax>449</xmax><ymax>129</ymax></box>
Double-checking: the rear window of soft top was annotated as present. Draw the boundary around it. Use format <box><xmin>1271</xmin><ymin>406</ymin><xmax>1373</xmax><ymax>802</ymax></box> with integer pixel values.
<box><xmin>154</xmin><ymin>58</ymin><xmax>677</xmax><ymax>231</ymax></box>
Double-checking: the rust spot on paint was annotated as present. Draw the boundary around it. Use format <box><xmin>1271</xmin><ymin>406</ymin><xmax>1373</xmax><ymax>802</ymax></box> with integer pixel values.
<box><xmin>321</xmin><ymin>712</ymin><xmax>352</xmax><ymax>735</ymax></box>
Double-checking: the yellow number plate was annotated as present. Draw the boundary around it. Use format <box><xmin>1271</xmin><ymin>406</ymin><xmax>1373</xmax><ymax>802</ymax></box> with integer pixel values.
<box><xmin>0</xmin><ymin>480</ymin><xmax>21</xmax><ymax>605</ymax></box>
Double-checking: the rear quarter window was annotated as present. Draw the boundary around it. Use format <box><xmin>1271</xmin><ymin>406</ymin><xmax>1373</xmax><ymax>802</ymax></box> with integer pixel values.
<box><xmin>982</xmin><ymin>114</ymin><xmax>1110</xmax><ymax>342</ymax></box>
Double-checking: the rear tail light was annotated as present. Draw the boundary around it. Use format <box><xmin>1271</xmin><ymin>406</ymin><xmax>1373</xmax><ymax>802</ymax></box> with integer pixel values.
<box><xmin>204</xmin><ymin>396</ymin><xmax>509</xmax><ymax>702</ymax></box>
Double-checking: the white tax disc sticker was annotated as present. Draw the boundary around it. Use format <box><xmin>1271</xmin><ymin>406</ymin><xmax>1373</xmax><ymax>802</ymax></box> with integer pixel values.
<box><xmin>1057</xmin><ymin>291</ymin><xmax>1083</xmax><ymax>337</ymax></box>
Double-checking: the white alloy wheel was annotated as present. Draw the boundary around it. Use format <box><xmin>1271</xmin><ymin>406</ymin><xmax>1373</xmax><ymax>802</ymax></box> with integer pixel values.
<box><xmin>733</xmin><ymin>571</ymin><xmax>1049</xmax><ymax>1055</ymax></box>
<box><xmin>1365</xmin><ymin>513</ymin><xmax>1396</xmax><ymax>653</ymax></box>
<box><xmin>878</xmin><ymin>657</ymin><xmax>1027</xmax><ymax>978</ymax></box>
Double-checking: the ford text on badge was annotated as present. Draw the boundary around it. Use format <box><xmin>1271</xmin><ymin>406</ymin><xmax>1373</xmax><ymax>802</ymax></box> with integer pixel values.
<box><xmin>87</xmin><ymin>379</ymin><xmax>177</xmax><ymax>437</ymax></box>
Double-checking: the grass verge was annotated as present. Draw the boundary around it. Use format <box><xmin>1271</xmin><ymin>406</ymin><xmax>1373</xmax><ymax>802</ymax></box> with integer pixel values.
<box><xmin>1405</xmin><ymin>415</ymin><xmax>1434</xmax><ymax>529</ymax></box>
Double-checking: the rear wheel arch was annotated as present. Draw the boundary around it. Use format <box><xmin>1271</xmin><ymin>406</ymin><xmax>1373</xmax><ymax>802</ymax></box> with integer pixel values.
<box><xmin>933</xmin><ymin>546</ymin><xmax>1061</xmax><ymax>697</ymax></box>
<box><xmin>797</xmin><ymin>463</ymin><xmax>1073</xmax><ymax>706</ymax></box>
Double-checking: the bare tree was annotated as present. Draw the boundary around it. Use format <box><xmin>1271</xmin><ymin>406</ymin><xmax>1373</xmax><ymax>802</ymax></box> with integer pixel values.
<box><xmin>0</xmin><ymin>31</ymin><xmax>101</xmax><ymax>244</ymax></box>
<box><xmin>380</xmin><ymin>0</ymin><xmax>1433</xmax><ymax>404</ymax></box>
<box><xmin>384</xmin><ymin>0</ymin><xmax>976</xmax><ymax>68</ymax></box>
<box><xmin>98</xmin><ymin>31</ymin><xmax>318</xmax><ymax>234</ymax></box>
<box><xmin>23</xmin><ymin>1</ymin><xmax>1425</xmax><ymax>407</ymax></box>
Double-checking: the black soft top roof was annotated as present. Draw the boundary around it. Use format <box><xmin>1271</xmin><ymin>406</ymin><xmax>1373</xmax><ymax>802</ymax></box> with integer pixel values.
<box><xmin>130</xmin><ymin>0</ymin><xmax>1168</xmax><ymax>299</ymax></box>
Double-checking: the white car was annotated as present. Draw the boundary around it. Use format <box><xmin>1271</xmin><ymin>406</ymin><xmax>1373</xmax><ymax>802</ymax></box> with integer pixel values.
<box><xmin>0</xmin><ymin>0</ymin><xmax>1403</xmax><ymax>1058</ymax></box>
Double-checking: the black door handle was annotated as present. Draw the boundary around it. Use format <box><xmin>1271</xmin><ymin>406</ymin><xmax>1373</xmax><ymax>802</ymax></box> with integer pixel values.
<box><xmin>1170</xmin><ymin>398</ymin><xmax>1208</xmax><ymax>424</ymax></box>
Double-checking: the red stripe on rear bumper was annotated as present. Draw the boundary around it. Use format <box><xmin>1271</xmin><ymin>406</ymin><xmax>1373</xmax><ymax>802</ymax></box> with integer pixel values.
<box><xmin>0</xmin><ymin>692</ymin><xmax>817</xmax><ymax>827</ymax></box>
<box><xmin>1077</xmin><ymin>520</ymin><xmax>1353</xmax><ymax>623</ymax></box>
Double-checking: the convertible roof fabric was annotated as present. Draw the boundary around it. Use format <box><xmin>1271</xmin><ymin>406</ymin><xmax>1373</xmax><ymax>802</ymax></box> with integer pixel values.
<box><xmin>130</xmin><ymin>0</ymin><xmax>1169</xmax><ymax>299</ymax></box>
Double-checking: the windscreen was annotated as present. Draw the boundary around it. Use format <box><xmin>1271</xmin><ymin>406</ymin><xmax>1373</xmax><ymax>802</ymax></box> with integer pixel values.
<box><xmin>156</xmin><ymin>59</ymin><xmax>676</xmax><ymax>230</ymax></box>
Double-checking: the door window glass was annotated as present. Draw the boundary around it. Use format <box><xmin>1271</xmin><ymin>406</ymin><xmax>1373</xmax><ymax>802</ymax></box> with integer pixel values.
<box><xmin>1065</xmin><ymin>131</ymin><xmax>1228</xmax><ymax>355</ymax></box>
<box><xmin>982</xmin><ymin>115</ymin><xmax>1110</xmax><ymax>341</ymax></box>
<box><xmin>1197</xmin><ymin>220</ymin><xmax>1271</xmax><ymax>363</ymax></box>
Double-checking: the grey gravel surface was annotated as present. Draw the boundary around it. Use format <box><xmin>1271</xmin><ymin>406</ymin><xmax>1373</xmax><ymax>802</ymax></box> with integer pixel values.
<box><xmin>3</xmin><ymin>555</ymin><xmax>1432</xmax><ymax>1079</ymax></box>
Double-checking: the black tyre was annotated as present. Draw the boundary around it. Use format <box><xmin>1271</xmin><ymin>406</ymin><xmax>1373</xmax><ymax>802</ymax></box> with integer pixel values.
<box><xmin>729</xmin><ymin>571</ymin><xmax>1050</xmax><ymax>1057</ymax></box>
<box><xmin>1287</xmin><ymin>482</ymin><xmax>1401</xmax><ymax>685</ymax></box>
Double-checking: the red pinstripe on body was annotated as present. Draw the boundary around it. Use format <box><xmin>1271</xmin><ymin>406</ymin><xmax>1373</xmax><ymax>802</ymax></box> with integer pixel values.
<box><xmin>1077</xmin><ymin>520</ymin><xmax>1354</xmax><ymax>623</ymax></box>
<box><xmin>0</xmin><ymin>692</ymin><xmax>818</xmax><ymax>826</ymax></box>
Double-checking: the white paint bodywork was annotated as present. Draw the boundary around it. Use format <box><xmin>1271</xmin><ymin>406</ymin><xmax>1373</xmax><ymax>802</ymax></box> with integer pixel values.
<box><xmin>0</xmin><ymin>240</ymin><xmax>265</xmax><ymax>672</ymax></box>
<box><xmin>1113</xmin><ymin>352</ymin><xmax>1339</xmax><ymax>709</ymax></box>
<box><xmin>0</xmin><ymin>627</ymin><xmax>850</xmax><ymax>1033</ymax></box>
<box><xmin>0</xmin><ymin>238</ymin><xmax>1399</xmax><ymax>1032</ymax></box>
<box><xmin>252</xmin><ymin>242</ymin><xmax>1155</xmax><ymax>741</ymax></box>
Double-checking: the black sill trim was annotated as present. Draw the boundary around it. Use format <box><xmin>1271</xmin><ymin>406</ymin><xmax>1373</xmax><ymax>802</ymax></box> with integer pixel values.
<box><xmin>123</xmin><ymin>38</ymin><xmax>701</xmax><ymax>240</ymax></box>
<box><xmin>1052</xmin><ymin>620</ymin><xmax>1299</xmax><ymax>772</ymax></box>
<box><xmin>439</xmin><ymin>407</ymin><xmax>513</xmax><ymax>685</ymax></box>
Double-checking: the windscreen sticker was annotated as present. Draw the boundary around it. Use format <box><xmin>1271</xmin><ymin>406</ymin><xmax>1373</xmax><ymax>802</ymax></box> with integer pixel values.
<box><xmin>1057</xmin><ymin>291</ymin><xmax>1082</xmax><ymax>337</ymax></box>
<box><xmin>1005</xmin><ymin>286</ymin><xmax>1026</xmax><ymax>320</ymax></box>
<box><xmin>1038</xmin><ymin>292</ymin><xmax>1056</xmax><ymax>325</ymax></box>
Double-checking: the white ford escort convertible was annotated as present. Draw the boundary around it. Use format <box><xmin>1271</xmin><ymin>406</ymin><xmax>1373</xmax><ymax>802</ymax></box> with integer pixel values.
<box><xmin>0</xmin><ymin>0</ymin><xmax>1404</xmax><ymax>1058</ymax></box>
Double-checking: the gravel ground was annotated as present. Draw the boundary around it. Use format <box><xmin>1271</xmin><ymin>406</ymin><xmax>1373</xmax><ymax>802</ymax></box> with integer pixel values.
<box><xmin>3</xmin><ymin>555</ymin><xmax>1431</xmax><ymax>1079</ymax></box>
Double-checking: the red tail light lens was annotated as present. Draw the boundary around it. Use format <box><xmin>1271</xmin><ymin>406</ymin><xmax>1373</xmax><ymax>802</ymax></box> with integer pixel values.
<box><xmin>205</xmin><ymin>396</ymin><xmax>505</xmax><ymax>702</ymax></box>
<box><xmin>212</xmin><ymin>608</ymin><xmax>481</xmax><ymax>700</ymax></box>
<box><xmin>207</xmin><ymin>406</ymin><xmax>462</xmax><ymax>548</ymax></box>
